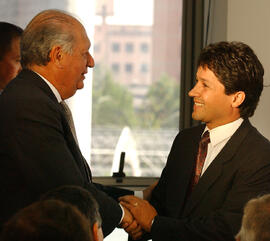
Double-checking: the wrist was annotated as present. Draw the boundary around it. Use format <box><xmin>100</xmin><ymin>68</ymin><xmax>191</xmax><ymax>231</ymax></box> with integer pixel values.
<box><xmin>146</xmin><ymin>215</ymin><xmax>157</xmax><ymax>232</ymax></box>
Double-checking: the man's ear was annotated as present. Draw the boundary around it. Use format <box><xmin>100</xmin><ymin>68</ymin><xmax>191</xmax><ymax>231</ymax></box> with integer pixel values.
<box><xmin>49</xmin><ymin>46</ymin><xmax>64</xmax><ymax>68</ymax></box>
<box><xmin>232</xmin><ymin>91</ymin><xmax>245</xmax><ymax>108</ymax></box>
<box><xmin>92</xmin><ymin>222</ymin><xmax>103</xmax><ymax>241</ymax></box>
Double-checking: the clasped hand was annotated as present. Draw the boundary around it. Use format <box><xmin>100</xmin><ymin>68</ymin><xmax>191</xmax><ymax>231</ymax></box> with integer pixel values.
<box><xmin>119</xmin><ymin>195</ymin><xmax>157</xmax><ymax>240</ymax></box>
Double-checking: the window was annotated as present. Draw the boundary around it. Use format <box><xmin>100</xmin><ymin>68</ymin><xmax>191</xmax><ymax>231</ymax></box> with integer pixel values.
<box><xmin>141</xmin><ymin>42</ymin><xmax>149</xmax><ymax>53</ymax></box>
<box><xmin>125</xmin><ymin>42</ymin><xmax>134</xmax><ymax>53</ymax></box>
<box><xmin>125</xmin><ymin>63</ymin><xmax>133</xmax><ymax>73</ymax></box>
<box><xmin>92</xmin><ymin>0</ymin><xmax>182</xmax><ymax>179</ymax></box>
<box><xmin>111</xmin><ymin>42</ymin><xmax>120</xmax><ymax>52</ymax></box>
<box><xmin>111</xmin><ymin>63</ymin><xmax>120</xmax><ymax>73</ymax></box>
<box><xmin>140</xmin><ymin>63</ymin><xmax>148</xmax><ymax>73</ymax></box>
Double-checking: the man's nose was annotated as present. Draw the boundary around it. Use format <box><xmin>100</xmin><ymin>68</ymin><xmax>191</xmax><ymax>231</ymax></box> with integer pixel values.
<box><xmin>87</xmin><ymin>53</ymin><xmax>95</xmax><ymax>68</ymax></box>
<box><xmin>188</xmin><ymin>82</ymin><xmax>199</xmax><ymax>97</ymax></box>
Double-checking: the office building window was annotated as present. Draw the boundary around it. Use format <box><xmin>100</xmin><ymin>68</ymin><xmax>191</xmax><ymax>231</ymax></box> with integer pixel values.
<box><xmin>125</xmin><ymin>43</ymin><xmax>134</xmax><ymax>53</ymax></box>
<box><xmin>111</xmin><ymin>63</ymin><xmax>120</xmax><ymax>73</ymax></box>
<box><xmin>111</xmin><ymin>42</ymin><xmax>120</xmax><ymax>52</ymax></box>
<box><xmin>125</xmin><ymin>63</ymin><xmax>133</xmax><ymax>73</ymax></box>
<box><xmin>140</xmin><ymin>63</ymin><xmax>148</xmax><ymax>73</ymax></box>
<box><xmin>140</xmin><ymin>43</ymin><xmax>149</xmax><ymax>53</ymax></box>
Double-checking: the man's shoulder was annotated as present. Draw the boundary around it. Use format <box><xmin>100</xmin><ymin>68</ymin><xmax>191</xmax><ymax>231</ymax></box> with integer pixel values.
<box><xmin>0</xmin><ymin>69</ymin><xmax>60</xmax><ymax>122</ymax></box>
<box><xmin>241</xmin><ymin>120</ymin><xmax>270</xmax><ymax>150</ymax></box>
<box><xmin>1</xmin><ymin>69</ymin><xmax>57</xmax><ymax>103</ymax></box>
<box><xmin>176</xmin><ymin>124</ymin><xmax>205</xmax><ymax>139</ymax></box>
<box><xmin>170</xmin><ymin>124</ymin><xmax>205</xmax><ymax>148</ymax></box>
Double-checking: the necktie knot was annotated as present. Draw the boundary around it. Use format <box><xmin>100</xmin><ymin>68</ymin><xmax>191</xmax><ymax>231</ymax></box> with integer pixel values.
<box><xmin>200</xmin><ymin>131</ymin><xmax>210</xmax><ymax>145</ymax></box>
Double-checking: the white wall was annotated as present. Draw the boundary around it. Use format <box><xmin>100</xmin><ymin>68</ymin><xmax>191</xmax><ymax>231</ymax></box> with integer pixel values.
<box><xmin>227</xmin><ymin>0</ymin><xmax>270</xmax><ymax>139</ymax></box>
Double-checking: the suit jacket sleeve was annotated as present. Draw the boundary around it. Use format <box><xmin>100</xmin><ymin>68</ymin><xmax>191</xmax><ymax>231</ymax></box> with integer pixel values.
<box><xmin>93</xmin><ymin>183</ymin><xmax>134</xmax><ymax>201</ymax></box>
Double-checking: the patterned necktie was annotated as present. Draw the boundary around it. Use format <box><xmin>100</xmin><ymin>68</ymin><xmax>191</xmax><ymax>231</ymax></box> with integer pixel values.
<box><xmin>191</xmin><ymin>131</ymin><xmax>210</xmax><ymax>190</ymax></box>
<box><xmin>60</xmin><ymin>101</ymin><xmax>79</xmax><ymax>144</ymax></box>
<box><xmin>60</xmin><ymin>101</ymin><xmax>92</xmax><ymax>182</ymax></box>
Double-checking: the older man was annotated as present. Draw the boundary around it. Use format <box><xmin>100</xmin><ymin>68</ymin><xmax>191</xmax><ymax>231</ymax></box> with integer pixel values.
<box><xmin>0</xmin><ymin>9</ymin><xmax>134</xmax><ymax>235</ymax></box>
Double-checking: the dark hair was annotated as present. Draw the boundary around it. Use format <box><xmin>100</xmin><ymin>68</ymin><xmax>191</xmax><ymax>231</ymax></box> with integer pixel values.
<box><xmin>0</xmin><ymin>22</ymin><xmax>23</xmax><ymax>61</ymax></box>
<box><xmin>1</xmin><ymin>200</ymin><xmax>92</xmax><ymax>241</ymax></box>
<box><xmin>197</xmin><ymin>41</ymin><xmax>264</xmax><ymax>118</ymax></box>
<box><xmin>40</xmin><ymin>185</ymin><xmax>102</xmax><ymax>227</ymax></box>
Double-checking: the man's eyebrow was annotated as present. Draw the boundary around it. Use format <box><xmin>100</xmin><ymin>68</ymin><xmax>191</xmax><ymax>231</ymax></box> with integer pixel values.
<box><xmin>196</xmin><ymin>76</ymin><xmax>210</xmax><ymax>83</ymax></box>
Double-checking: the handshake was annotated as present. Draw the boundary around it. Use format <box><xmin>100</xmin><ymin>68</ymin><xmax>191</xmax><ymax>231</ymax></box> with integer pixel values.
<box><xmin>119</xmin><ymin>182</ymin><xmax>158</xmax><ymax>240</ymax></box>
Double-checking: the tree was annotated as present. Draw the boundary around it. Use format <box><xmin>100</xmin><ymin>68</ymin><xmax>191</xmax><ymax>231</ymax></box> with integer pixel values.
<box><xmin>138</xmin><ymin>74</ymin><xmax>179</xmax><ymax>129</ymax></box>
<box><xmin>92</xmin><ymin>66</ymin><xmax>137</xmax><ymax>127</ymax></box>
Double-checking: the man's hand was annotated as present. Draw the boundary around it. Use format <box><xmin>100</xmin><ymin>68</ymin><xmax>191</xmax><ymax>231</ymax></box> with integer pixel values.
<box><xmin>120</xmin><ymin>205</ymin><xmax>135</xmax><ymax>228</ymax></box>
<box><xmin>143</xmin><ymin>180</ymin><xmax>158</xmax><ymax>201</ymax></box>
<box><xmin>119</xmin><ymin>195</ymin><xmax>157</xmax><ymax>233</ymax></box>
<box><xmin>120</xmin><ymin>205</ymin><xmax>144</xmax><ymax>240</ymax></box>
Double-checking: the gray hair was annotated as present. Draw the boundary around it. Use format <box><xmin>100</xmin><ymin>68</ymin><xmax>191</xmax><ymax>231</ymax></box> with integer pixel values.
<box><xmin>21</xmin><ymin>9</ymin><xmax>78</xmax><ymax>68</ymax></box>
<box><xmin>236</xmin><ymin>194</ymin><xmax>270</xmax><ymax>241</ymax></box>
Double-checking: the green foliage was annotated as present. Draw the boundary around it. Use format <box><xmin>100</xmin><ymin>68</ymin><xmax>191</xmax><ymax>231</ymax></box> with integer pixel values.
<box><xmin>92</xmin><ymin>67</ymin><xmax>179</xmax><ymax>129</ymax></box>
<box><xmin>92</xmin><ymin>66</ymin><xmax>137</xmax><ymax>127</ymax></box>
<box><xmin>138</xmin><ymin>74</ymin><xmax>179</xmax><ymax>128</ymax></box>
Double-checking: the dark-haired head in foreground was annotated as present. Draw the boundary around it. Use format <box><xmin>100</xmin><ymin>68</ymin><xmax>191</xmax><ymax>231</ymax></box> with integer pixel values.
<box><xmin>1</xmin><ymin>200</ymin><xmax>92</xmax><ymax>241</ymax></box>
<box><xmin>41</xmin><ymin>185</ymin><xmax>103</xmax><ymax>241</ymax></box>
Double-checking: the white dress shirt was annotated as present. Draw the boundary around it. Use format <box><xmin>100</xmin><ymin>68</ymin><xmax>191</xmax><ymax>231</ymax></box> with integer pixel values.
<box><xmin>35</xmin><ymin>72</ymin><xmax>62</xmax><ymax>102</ymax></box>
<box><xmin>201</xmin><ymin>118</ymin><xmax>243</xmax><ymax>176</ymax></box>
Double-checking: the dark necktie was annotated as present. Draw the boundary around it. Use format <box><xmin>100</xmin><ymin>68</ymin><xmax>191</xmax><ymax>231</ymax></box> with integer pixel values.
<box><xmin>60</xmin><ymin>101</ymin><xmax>78</xmax><ymax>144</ymax></box>
<box><xmin>190</xmin><ymin>131</ymin><xmax>210</xmax><ymax>190</ymax></box>
<box><xmin>60</xmin><ymin>101</ymin><xmax>92</xmax><ymax>182</ymax></box>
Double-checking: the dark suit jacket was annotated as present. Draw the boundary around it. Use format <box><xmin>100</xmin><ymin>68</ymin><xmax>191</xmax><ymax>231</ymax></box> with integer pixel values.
<box><xmin>0</xmin><ymin>69</ymin><xmax>132</xmax><ymax>235</ymax></box>
<box><xmin>147</xmin><ymin>120</ymin><xmax>270</xmax><ymax>241</ymax></box>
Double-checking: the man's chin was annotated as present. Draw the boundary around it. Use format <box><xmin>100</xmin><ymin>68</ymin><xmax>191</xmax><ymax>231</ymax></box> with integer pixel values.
<box><xmin>77</xmin><ymin>81</ymin><xmax>84</xmax><ymax>90</ymax></box>
<box><xmin>192</xmin><ymin>113</ymin><xmax>203</xmax><ymax>122</ymax></box>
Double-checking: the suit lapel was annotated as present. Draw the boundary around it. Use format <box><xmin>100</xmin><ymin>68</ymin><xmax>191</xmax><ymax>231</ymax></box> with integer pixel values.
<box><xmin>20</xmin><ymin>70</ymin><xmax>92</xmax><ymax>183</ymax></box>
<box><xmin>183</xmin><ymin>120</ymin><xmax>252</xmax><ymax>216</ymax></box>
<box><xmin>166</xmin><ymin>125</ymin><xmax>204</xmax><ymax>216</ymax></box>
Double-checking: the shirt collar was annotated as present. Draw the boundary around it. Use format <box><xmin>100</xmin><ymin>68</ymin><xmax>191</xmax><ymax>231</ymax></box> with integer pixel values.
<box><xmin>34</xmin><ymin>71</ymin><xmax>62</xmax><ymax>103</ymax></box>
<box><xmin>203</xmin><ymin>118</ymin><xmax>244</xmax><ymax>146</ymax></box>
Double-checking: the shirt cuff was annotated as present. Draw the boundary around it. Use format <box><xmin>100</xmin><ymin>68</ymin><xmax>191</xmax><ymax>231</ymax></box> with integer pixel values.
<box><xmin>119</xmin><ymin>203</ymin><xmax>125</xmax><ymax>224</ymax></box>
<box><xmin>134</xmin><ymin>190</ymin><xmax>143</xmax><ymax>199</ymax></box>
